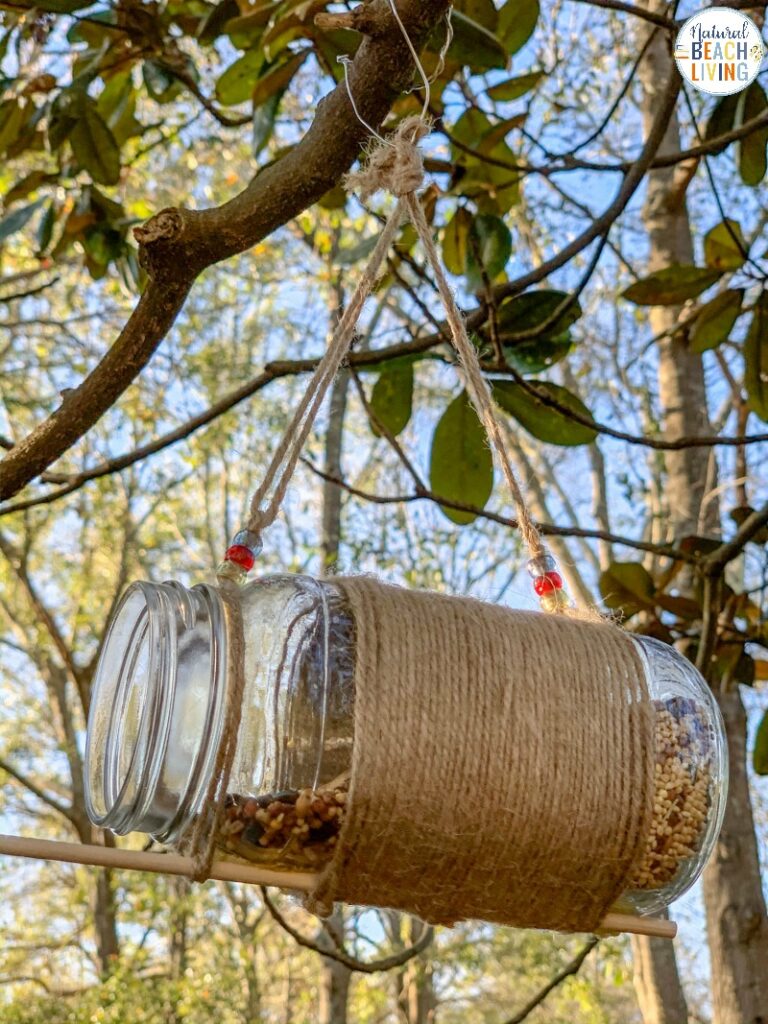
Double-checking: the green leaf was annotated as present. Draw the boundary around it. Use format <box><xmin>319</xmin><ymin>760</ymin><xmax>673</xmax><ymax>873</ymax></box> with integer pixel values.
<box><xmin>32</xmin><ymin>0</ymin><xmax>92</xmax><ymax>10</ymax></box>
<box><xmin>429</xmin><ymin>391</ymin><xmax>493</xmax><ymax>525</ymax></box>
<box><xmin>215</xmin><ymin>48</ymin><xmax>265</xmax><ymax>105</ymax></box>
<box><xmin>455</xmin><ymin>0</ymin><xmax>498</xmax><ymax>31</ymax></box>
<box><xmin>252</xmin><ymin>50</ymin><xmax>308</xmax><ymax>106</ymax></box>
<box><xmin>198</xmin><ymin>0</ymin><xmax>240</xmax><ymax>45</ymax></box>
<box><xmin>498</xmin><ymin>0</ymin><xmax>539</xmax><ymax>55</ymax></box>
<box><xmin>504</xmin><ymin>336</ymin><xmax>573</xmax><ymax>374</ymax></box>
<box><xmin>0</xmin><ymin>199</ymin><xmax>45</xmax><ymax>244</ymax></box>
<box><xmin>622</xmin><ymin>265</ymin><xmax>722</xmax><ymax>306</ymax></box>
<box><xmin>729</xmin><ymin>504</ymin><xmax>768</xmax><ymax>545</ymax></box>
<box><xmin>36</xmin><ymin>200</ymin><xmax>56</xmax><ymax>254</ymax></box>
<box><xmin>4</xmin><ymin>170</ymin><xmax>55</xmax><ymax>205</ymax></box>
<box><xmin>704</xmin><ymin>93</ymin><xmax>738</xmax><ymax>148</ymax></box>
<box><xmin>337</xmin><ymin>234</ymin><xmax>378</xmax><ymax>266</ymax></box>
<box><xmin>369</xmin><ymin>363</ymin><xmax>414</xmax><ymax>438</ymax></box>
<box><xmin>704</xmin><ymin>219</ymin><xmax>747</xmax><ymax>270</ymax></box>
<box><xmin>738</xmin><ymin>82</ymin><xmax>768</xmax><ymax>187</ymax></box>
<box><xmin>744</xmin><ymin>294</ymin><xmax>768</xmax><ymax>421</ymax></box>
<box><xmin>466</xmin><ymin>213</ymin><xmax>511</xmax><ymax>289</ymax></box>
<box><xmin>689</xmin><ymin>288</ymin><xmax>744</xmax><ymax>352</ymax></box>
<box><xmin>493</xmin><ymin>379</ymin><xmax>597</xmax><ymax>446</ymax></box>
<box><xmin>498</xmin><ymin>289</ymin><xmax>581</xmax><ymax>339</ymax></box>
<box><xmin>451</xmin><ymin>108</ymin><xmax>494</xmax><ymax>154</ymax></box>
<box><xmin>143</xmin><ymin>61</ymin><xmax>181</xmax><ymax>104</ymax></box>
<box><xmin>442</xmin><ymin>206</ymin><xmax>472</xmax><ymax>275</ymax></box>
<box><xmin>754</xmin><ymin>710</ymin><xmax>768</xmax><ymax>775</ymax></box>
<box><xmin>449</xmin><ymin>10</ymin><xmax>508</xmax><ymax>71</ymax></box>
<box><xmin>252</xmin><ymin>89</ymin><xmax>283</xmax><ymax>155</ymax></box>
<box><xmin>0</xmin><ymin>99</ymin><xmax>26</xmax><ymax>154</ymax></box>
<box><xmin>599</xmin><ymin>562</ymin><xmax>656</xmax><ymax>617</ymax></box>
<box><xmin>69</xmin><ymin>104</ymin><xmax>120</xmax><ymax>185</ymax></box>
<box><xmin>48</xmin><ymin>89</ymin><xmax>83</xmax><ymax>149</ymax></box>
<box><xmin>486</xmin><ymin>70</ymin><xmax>545</xmax><ymax>102</ymax></box>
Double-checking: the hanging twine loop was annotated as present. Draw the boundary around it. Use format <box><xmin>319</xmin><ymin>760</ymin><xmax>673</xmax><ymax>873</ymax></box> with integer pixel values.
<box><xmin>219</xmin><ymin>112</ymin><xmax>570</xmax><ymax>610</ymax></box>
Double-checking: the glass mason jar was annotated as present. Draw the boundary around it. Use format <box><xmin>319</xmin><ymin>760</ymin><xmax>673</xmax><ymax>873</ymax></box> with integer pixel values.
<box><xmin>85</xmin><ymin>576</ymin><xmax>727</xmax><ymax>913</ymax></box>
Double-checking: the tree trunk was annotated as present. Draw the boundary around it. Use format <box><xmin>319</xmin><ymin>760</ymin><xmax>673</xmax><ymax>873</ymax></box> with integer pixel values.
<box><xmin>93</xmin><ymin>866</ymin><xmax>120</xmax><ymax>974</ymax></box>
<box><xmin>633</xmin><ymin>6</ymin><xmax>702</xmax><ymax>1021</ymax></box>
<box><xmin>317</xmin><ymin>909</ymin><xmax>351</xmax><ymax>1024</ymax></box>
<box><xmin>702</xmin><ymin>688</ymin><xmax>768</xmax><ymax>1024</ymax></box>
<box><xmin>317</xmin><ymin>273</ymin><xmax>352</xmax><ymax>1024</ymax></box>
<box><xmin>396</xmin><ymin>919</ymin><xmax>436</xmax><ymax>1024</ymax></box>
<box><xmin>637</xmin><ymin>4</ymin><xmax>768</xmax><ymax>1021</ymax></box>
<box><xmin>631</xmin><ymin>926</ymin><xmax>690</xmax><ymax>1024</ymax></box>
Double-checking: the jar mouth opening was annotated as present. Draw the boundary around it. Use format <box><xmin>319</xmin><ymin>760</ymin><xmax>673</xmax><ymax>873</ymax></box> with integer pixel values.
<box><xmin>85</xmin><ymin>580</ymin><xmax>227</xmax><ymax>842</ymax></box>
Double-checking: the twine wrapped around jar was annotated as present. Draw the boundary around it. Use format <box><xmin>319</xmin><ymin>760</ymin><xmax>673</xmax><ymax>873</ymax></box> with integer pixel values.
<box><xmin>308</xmin><ymin>577</ymin><xmax>655</xmax><ymax>933</ymax></box>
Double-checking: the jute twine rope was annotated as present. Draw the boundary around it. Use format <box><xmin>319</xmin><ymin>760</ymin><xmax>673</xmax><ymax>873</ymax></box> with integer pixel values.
<box><xmin>242</xmin><ymin>114</ymin><xmax>544</xmax><ymax>561</ymax></box>
<box><xmin>308</xmin><ymin>579</ymin><xmax>654</xmax><ymax>931</ymax></box>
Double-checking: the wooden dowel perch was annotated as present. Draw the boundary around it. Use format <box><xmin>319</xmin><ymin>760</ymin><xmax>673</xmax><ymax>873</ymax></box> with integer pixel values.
<box><xmin>0</xmin><ymin>834</ymin><xmax>677</xmax><ymax>939</ymax></box>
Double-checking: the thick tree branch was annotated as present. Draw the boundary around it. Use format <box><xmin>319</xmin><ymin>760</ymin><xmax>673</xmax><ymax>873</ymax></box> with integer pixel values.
<box><xmin>0</xmin><ymin>0</ymin><xmax>450</xmax><ymax>503</ymax></box>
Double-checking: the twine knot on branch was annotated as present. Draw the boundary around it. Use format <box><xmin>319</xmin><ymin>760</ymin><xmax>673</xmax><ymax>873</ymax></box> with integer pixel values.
<box><xmin>344</xmin><ymin>115</ymin><xmax>430</xmax><ymax>200</ymax></box>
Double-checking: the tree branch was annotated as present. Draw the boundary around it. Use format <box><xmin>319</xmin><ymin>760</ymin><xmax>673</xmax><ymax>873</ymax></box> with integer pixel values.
<box><xmin>300</xmin><ymin>456</ymin><xmax>695</xmax><ymax>562</ymax></box>
<box><xmin>260</xmin><ymin>887</ymin><xmax>434</xmax><ymax>972</ymax></box>
<box><xmin>0</xmin><ymin>0</ymin><xmax>451</xmax><ymax>502</ymax></box>
<box><xmin>502</xmin><ymin>936</ymin><xmax>600</xmax><ymax>1024</ymax></box>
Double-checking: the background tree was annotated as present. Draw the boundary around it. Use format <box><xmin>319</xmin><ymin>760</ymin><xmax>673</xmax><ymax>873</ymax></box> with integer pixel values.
<box><xmin>1</xmin><ymin>0</ymin><xmax>767</xmax><ymax>1021</ymax></box>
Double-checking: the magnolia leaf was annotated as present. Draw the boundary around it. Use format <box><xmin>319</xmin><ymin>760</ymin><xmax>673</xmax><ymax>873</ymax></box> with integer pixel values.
<box><xmin>36</xmin><ymin>200</ymin><xmax>56</xmax><ymax>254</ymax></box>
<box><xmin>448</xmin><ymin>10</ymin><xmax>508</xmax><ymax>71</ymax></box>
<box><xmin>455</xmin><ymin>0</ymin><xmax>498</xmax><ymax>30</ymax></box>
<box><xmin>744</xmin><ymin>295</ymin><xmax>768</xmax><ymax>420</ymax></box>
<box><xmin>493</xmin><ymin>379</ymin><xmax>597</xmax><ymax>446</ymax></box>
<box><xmin>252</xmin><ymin>50</ymin><xmax>308</xmax><ymax>106</ymax></box>
<box><xmin>498</xmin><ymin>289</ymin><xmax>581</xmax><ymax>338</ymax></box>
<box><xmin>704</xmin><ymin>93</ymin><xmax>738</xmax><ymax>149</ymax></box>
<box><xmin>689</xmin><ymin>288</ymin><xmax>744</xmax><ymax>352</ymax></box>
<box><xmin>369</xmin><ymin>363</ymin><xmax>414</xmax><ymax>438</ymax></box>
<box><xmin>486</xmin><ymin>70</ymin><xmax>545</xmax><ymax>101</ymax></box>
<box><xmin>497</xmin><ymin>290</ymin><xmax>581</xmax><ymax>371</ymax></box>
<box><xmin>442</xmin><ymin>206</ymin><xmax>472</xmax><ymax>275</ymax></box>
<box><xmin>739</xmin><ymin>81</ymin><xmax>768</xmax><ymax>187</ymax></box>
<box><xmin>0</xmin><ymin>199</ymin><xmax>45</xmax><ymax>244</ymax></box>
<box><xmin>143</xmin><ymin>61</ymin><xmax>181</xmax><ymax>104</ymax></box>
<box><xmin>466</xmin><ymin>213</ymin><xmax>511</xmax><ymax>289</ymax></box>
<box><xmin>69</xmin><ymin>105</ymin><xmax>120</xmax><ymax>185</ymax></box>
<box><xmin>754</xmin><ymin>710</ymin><xmax>768</xmax><ymax>775</ymax></box>
<box><xmin>252</xmin><ymin>89</ymin><xmax>283</xmax><ymax>155</ymax></box>
<box><xmin>215</xmin><ymin>48</ymin><xmax>264</xmax><ymax>105</ymax></box>
<box><xmin>729</xmin><ymin>504</ymin><xmax>768</xmax><ymax>545</ymax></box>
<box><xmin>704</xmin><ymin>219</ymin><xmax>747</xmax><ymax>270</ymax></box>
<box><xmin>498</xmin><ymin>0</ymin><xmax>539</xmax><ymax>54</ymax></box>
<box><xmin>198</xmin><ymin>0</ymin><xmax>240</xmax><ymax>45</ymax></box>
<box><xmin>599</xmin><ymin>562</ymin><xmax>656</xmax><ymax>617</ymax></box>
<box><xmin>622</xmin><ymin>265</ymin><xmax>722</xmax><ymax>305</ymax></box>
<box><xmin>0</xmin><ymin>99</ymin><xmax>26</xmax><ymax>154</ymax></box>
<box><xmin>429</xmin><ymin>391</ymin><xmax>493</xmax><ymax>525</ymax></box>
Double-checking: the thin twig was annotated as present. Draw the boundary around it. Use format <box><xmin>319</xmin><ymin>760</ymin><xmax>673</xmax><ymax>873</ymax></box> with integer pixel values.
<box><xmin>260</xmin><ymin>887</ymin><xmax>434</xmax><ymax>973</ymax></box>
<box><xmin>502</xmin><ymin>936</ymin><xmax>600</xmax><ymax>1024</ymax></box>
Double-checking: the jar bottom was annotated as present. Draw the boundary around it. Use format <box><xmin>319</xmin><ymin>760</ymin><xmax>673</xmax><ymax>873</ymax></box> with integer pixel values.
<box><xmin>214</xmin><ymin>772</ymin><xmax>350</xmax><ymax>872</ymax></box>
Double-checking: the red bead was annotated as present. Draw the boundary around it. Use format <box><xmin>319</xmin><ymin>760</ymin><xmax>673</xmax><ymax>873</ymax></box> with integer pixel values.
<box><xmin>533</xmin><ymin>572</ymin><xmax>563</xmax><ymax>595</ymax></box>
<box><xmin>224</xmin><ymin>544</ymin><xmax>256</xmax><ymax>571</ymax></box>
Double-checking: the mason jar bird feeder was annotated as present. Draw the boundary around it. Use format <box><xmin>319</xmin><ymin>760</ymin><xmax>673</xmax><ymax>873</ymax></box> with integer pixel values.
<box><xmin>82</xmin><ymin>572</ymin><xmax>728</xmax><ymax>934</ymax></box>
